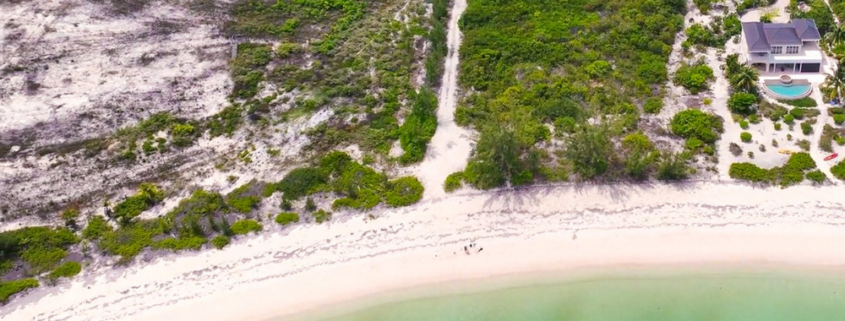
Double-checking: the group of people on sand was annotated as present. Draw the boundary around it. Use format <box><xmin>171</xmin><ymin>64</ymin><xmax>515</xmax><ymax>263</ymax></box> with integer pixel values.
<box><xmin>463</xmin><ymin>242</ymin><xmax>482</xmax><ymax>255</ymax></box>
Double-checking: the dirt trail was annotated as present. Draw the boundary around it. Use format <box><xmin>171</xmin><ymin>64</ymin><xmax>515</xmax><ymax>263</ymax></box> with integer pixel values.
<box><xmin>413</xmin><ymin>0</ymin><xmax>473</xmax><ymax>200</ymax></box>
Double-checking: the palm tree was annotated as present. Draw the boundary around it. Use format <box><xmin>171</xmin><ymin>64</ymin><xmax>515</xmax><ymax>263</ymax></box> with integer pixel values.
<box><xmin>729</xmin><ymin>64</ymin><xmax>759</xmax><ymax>93</ymax></box>
<box><xmin>824</xmin><ymin>64</ymin><xmax>845</xmax><ymax>103</ymax></box>
<box><xmin>825</xmin><ymin>25</ymin><xmax>845</xmax><ymax>47</ymax></box>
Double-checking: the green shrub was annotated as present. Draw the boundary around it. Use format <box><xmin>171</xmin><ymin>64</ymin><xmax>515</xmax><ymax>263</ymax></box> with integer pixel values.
<box><xmin>272</xmin><ymin>167</ymin><xmax>329</xmax><ymax>200</ymax></box>
<box><xmin>728</xmin><ymin>92</ymin><xmax>757</xmax><ymax>114</ymax></box>
<box><xmin>783</xmin><ymin>114</ymin><xmax>795</xmax><ymax>124</ymax></box>
<box><xmin>226</xmin><ymin>182</ymin><xmax>261</xmax><ymax>213</ymax></box>
<box><xmin>739</xmin><ymin>120</ymin><xmax>749</xmax><ymax>129</ymax></box>
<box><xmin>398</xmin><ymin>89</ymin><xmax>438</xmax><ymax>164</ymax></box>
<box><xmin>779</xmin><ymin>97</ymin><xmax>817</xmax><ymax>107</ymax></box>
<box><xmin>740</xmin><ymin>132</ymin><xmax>752</xmax><ymax>142</ymax></box>
<box><xmin>275</xmin><ymin>212</ymin><xmax>299</xmax><ymax>226</ymax></box>
<box><xmin>230</xmin><ymin>219</ymin><xmax>263</xmax><ymax>235</ymax></box>
<box><xmin>0</xmin><ymin>278</ymin><xmax>38</xmax><ymax>303</ymax></box>
<box><xmin>312</xmin><ymin>209</ymin><xmax>332</xmax><ymax>223</ymax></box>
<box><xmin>670</xmin><ymin>110</ymin><xmax>723</xmax><ymax>143</ymax></box>
<box><xmin>834</xmin><ymin>114</ymin><xmax>845</xmax><ymax>125</ymax></box>
<box><xmin>152</xmin><ymin>236</ymin><xmax>205</xmax><ymax>251</ymax></box>
<box><xmin>774</xmin><ymin>123</ymin><xmax>782</xmax><ymax>130</ymax></box>
<box><xmin>384</xmin><ymin>177</ymin><xmax>424</xmax><ymax>207</ymax></box>
<box><xmin>444</xmin><ymin>171</ymin><xmax>464</xmax><ymax>192</ymax></box>
<box><xmin>49</xmin><ymin>261</ymin><xmax>82</xmax><ymax>279</ymax></box>
<box><xmin>212</xmin><ymin>235</ymin><xmax>230</xmax><ymax>249</ymax></box>
<box><xmin>805</xmin><ymin>170</ymin><xmax>826</xmax><ymax>184</ymax></box>
<box><xmin>832</xmin><ymin>160</ymin><xmax>845</xmax><ymax>180</ymax></box>
<box><xmin>61</xmin><ymin>208</ymin><xmax>79</xmax><ymax>225</ymax></box>
<box><xmin>99</xmin><ymin>219</ymin><xmax>170</xmax><ymax>262</ymax></box>
<box><xmin>656</xmin><ymin>152</ymin><xmax>689</xmax><ymax>181</ymax></box>
<box><xmin>644</xmin><ymin>97</ymin><xmax>663</xmax><ymax>114</ymax></box>
<box><xmin>673</xmin><ymin>62</ymin><xmax>715</xmax><ymax>94</ymax></box>
<box><xmin>801</xmin><ymin>121</ymin><xmax>813</xmax><ymax>135</ymax></box>
<box><xmin>82</xmin><ymin>216</ymin><xmax>113</xmax><ymax>240</ymax></box>
<box><xmin>729</xmin><ymin>163</ymin><xmax>773</xmax><ymax>183</ymax></box>
<box><xmin>685</xmin><ymin>23</ymin><xmax>716</xmax><ymax>46</ymax></box>
<box><xmin>0</xmin><ymin>227</ymin><xmax>79</xmax><ymax>274</ymax></box>
<box><xmin>789</xmin><ymin>108</ymin><xmax>806</xmax><ymax>119</ymax></box>
<box><xmin>113</xmin><ymin>183</ymin><xmax>164</xmax><ymax>225</ymax></box>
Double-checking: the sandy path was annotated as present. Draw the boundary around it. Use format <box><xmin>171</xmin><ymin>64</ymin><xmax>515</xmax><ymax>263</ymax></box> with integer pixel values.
<box><xmin>412</xmin><ymin>0</ymin><xmax>473</xmax><ymax>199</ymax></box>
<box><xmin>3</xmin><ymin>182</ymin><xmax>845</xmax><ymax>321</ymax></box>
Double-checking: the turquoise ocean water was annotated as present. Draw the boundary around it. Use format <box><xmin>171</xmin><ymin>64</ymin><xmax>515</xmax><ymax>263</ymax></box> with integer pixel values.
<box><xmin>289</xmin><ymin>268</ymin><xmax>845</xmax><ymax>321</ymax></box>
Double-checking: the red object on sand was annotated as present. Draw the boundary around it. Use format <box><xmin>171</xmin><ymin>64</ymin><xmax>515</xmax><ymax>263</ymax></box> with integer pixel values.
<box><xmin>824</xmin><ymin>153</ymin><xmax>839</xmax><ymax>161</ymax></box>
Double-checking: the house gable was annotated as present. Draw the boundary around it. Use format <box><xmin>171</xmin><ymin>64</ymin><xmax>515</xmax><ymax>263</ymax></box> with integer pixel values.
<box><xmin>741</xmin><ymin>19</ymin><xmax>821</xmax><ymax>53</ymax></box>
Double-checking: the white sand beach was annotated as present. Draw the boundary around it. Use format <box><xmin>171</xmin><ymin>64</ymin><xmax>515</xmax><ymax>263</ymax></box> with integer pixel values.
<box><xmin>2</xmin><ymin>181</ymin><xmax>845</xmax><ymax>321</ymax></box>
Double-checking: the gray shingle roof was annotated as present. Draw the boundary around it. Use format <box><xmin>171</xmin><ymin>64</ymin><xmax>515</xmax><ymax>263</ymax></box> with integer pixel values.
<box><xmin>792</xmin><ymin>19</ymin><xmax>821</xmax><ymax>40</ymax></box>
<box><xmin>741</xmin><ymin>19</ymin><xmax>821</xmax><ymax>52</ymax></box>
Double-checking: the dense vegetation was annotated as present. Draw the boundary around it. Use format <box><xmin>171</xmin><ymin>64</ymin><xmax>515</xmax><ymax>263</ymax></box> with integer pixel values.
<box><xmin>265</xmin><ymin>151</ymin><xmax>425</xmax><ymax>210</ymax></box>
<box><xmin>0</xmin><ymin>279</ymin><xmax>39</xmax><ymax>303</ymax></box>
<box><xmin>452</xmin><ymin>0</ymin><xmax>685</xmax><ymax>186</ymax></box>
<box><xmin>0</xmin><ymin>227</ymin><xmax>79</xmax><ymax>277</ymax></box>
<box><xmin>729</xmin><ymin>152</ymin><xmax>818</xmax><ymax>186</ymax></box>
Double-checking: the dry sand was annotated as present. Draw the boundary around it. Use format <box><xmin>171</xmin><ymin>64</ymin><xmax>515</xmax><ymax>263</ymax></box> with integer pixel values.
<box><xmin>2</xmin><ymin>181</ymin><xmax>845</xmax><ymax>321</ymax></box>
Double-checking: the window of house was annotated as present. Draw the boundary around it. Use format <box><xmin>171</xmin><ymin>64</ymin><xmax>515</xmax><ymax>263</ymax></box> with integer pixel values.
<box><xmin>786</xmin><ymin>46</ymin><xmax>799</xmax><ymax>54</ymax></box>
<box><xmin>771</xmin><ymin>46</ymin><xmax>783</xmax><ymax>54</ymax></box>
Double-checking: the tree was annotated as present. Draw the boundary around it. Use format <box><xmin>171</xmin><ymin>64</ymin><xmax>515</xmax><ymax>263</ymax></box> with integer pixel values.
<box><xmin>825</xmin><ymin>24</ymin><xmax>845</xmax><ymax>46</ymax></box>
<box><xmin>564</xmin><ymin>124</ymin><xmax>613</xmax><ymax>179</ymax></box>
<box><xmin>824</xmin><ymin>63</ymin><xmax>845</xmax><ymax>103</ymax></box>
<box><xmin>729</xmin><ymin>65</ymin><xmax>759</xmax><ymax>93</ymax></box>
<box><xmin>656</xmin><ymin>152</ymin><xmax>690</xmax><ymax>181</ymax></box>
<box><xmin>462</xmin><ymin>126</ymin><xmax>530</xmax><ymax>189</ymax></box>
<box><xmin>724</xmin><ymin>54</ymin><xmax>741</xmax><ymax>77</ymax></box>
<box><xmin>728</xmin><ymin>92</ymin><xmax>758</xmax><ymax>114</ymax></box>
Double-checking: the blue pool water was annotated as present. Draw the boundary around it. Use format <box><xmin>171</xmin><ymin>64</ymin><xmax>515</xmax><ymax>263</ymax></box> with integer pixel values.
<box><xmin>765</xmin><ymin>84</ymin><xmax>811</xmax><ymax>98</ymax></box>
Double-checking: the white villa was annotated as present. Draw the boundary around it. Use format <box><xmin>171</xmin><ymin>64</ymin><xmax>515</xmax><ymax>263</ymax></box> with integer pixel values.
<box><xmin>740</xmin><ymin>19</ymin><xmax>823</xmax><ymax>73</ymax></box>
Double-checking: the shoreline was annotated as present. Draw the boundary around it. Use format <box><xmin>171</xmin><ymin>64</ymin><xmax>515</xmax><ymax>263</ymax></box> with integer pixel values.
<box><xmin>3</xmin><ymin>181</ymin><xmax>845</xmax><ymax>320</ymax></box>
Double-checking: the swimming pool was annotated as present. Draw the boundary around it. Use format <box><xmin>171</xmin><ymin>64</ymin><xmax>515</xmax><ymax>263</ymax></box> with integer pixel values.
<box><xmin>763</xmin><ymin>79</ymin><xmax>812</xmax><ymax>99</ymax></box>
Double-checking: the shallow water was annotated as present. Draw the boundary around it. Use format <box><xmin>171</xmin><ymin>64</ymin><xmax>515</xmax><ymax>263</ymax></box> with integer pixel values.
<box><xmin>306</xmin><ymin>269</ymin><xmax>845</xmax><ymax>321</ymax></box>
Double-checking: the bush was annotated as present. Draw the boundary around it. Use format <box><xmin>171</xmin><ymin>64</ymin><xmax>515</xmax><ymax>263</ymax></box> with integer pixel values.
<box><xmin>673</xmin><ymin>63</ymin><xmax>715</xmax><ymax>94</ymax></box>
<box><xmin>779</xmin><ymin>97</ymin><xmax>817</xmax><ymax>107</ymax></box>
<box><xmin>644</xmin><ymin>97</ymin><xmax>663</xmax><ymax>114</ymax></box>
<box><xmin>774</xmin><ymin>123</ymin><xmax>782</xmax><ymax>130</ymax></box>
<box><xmin>272</xmin><ymin>167</ymin><xmax>329</xmax><ymax>200</ymax></box>
<box><xmin>801</xmin><ymin>121</ymin><xmax>813</xmax><ymax>135</ymax></box>
<box><xmin>739</xmin><ymin>120</ymin><xmax>749</xmax><ymax>129</ymax></box>
<box><xmin>312</xmin><ymin>210</ymin><xmax>331</xmax><ymax>223</ymax></box>
<box><xmin>113</xmin><ymin>183</ymin><xmax>164</xmax><ymax>225</ymax></box>
<box><xmin>832</xmin><ymin>160</ymin><xmax>845</xmax><ymax>180</ymax></box>
<box><xmin>740</xmin><ymin>132</ymin><xmax>752</xmax><ymax>142</ymax></box>
<box><xmin>384</xmin><ymin>177</ymin><xmax>424</xmax><ymax>207</ymax></box>
<box><xmin>226</xmin><ymin>182</ymin><xmax>261</xmax><ymax>213</ymax></box>
<box><xmin>656</xmin><ymin>152</ymin><xmax>689</xmax><ymax>181</ymax></box>
<box><xmin>444</xmin><ymin>172</ymin><xmax>464</xmax><ymax>192</ymax></box>
<box><xmin>729</xmin><ymin>163</ymin><xmax>773</xmax><ymax>183</ymax></box>
<box><xmin>729</xmin><ymin>142</ymin><xmax>743</xmax><ymax>156</ymax></box>
<box><xmin>82</xmin><ymin>216</ymin><xmax>112</xmax><ymax>240</ymax></box>
<box><xmin>212</xmin><ymin>235</ymin><xmax>230</xmax><ymax>249</ymax></box>
<box><xmin>670</xmin><ymin>110</ymin><xmax>722</xmax><ymax>143</ymax></box>
<box><xmin>0</xmin><ymin>278</ymin><xmax>38</xmax><ymax>303</ymax></box>
<box><xmin>797</xmin><ymin>139</ymin><xmax>811</xmax><ymax>151</ymax></box>
<box><xmin>49</xmin><ymin>261</ymin><xmax>81</xmax><ymax>280</ymax></box>
<box><xmin>274</xmin><ymin>212</ymin><xmax>299</xmax><ymax>226</ymax></box>
<box><xmin>398</xmin><ymin>89</ymin><xmax>438</xmax><ymax>164</ymax></box>
<box><xmin>230</xmin><ymin>219</ymin><xmax>263</xmax><ymax>235</ymax></box>
<box><xmin>806</xmin><ymin>170</ymin><xmax>826</xmax><ymax>184</ymax></box>
<box><xmin>835</xmin><ymin>114</ymin><xmax>845</xmax><ymax>125</ymax></box>
<box><xmin>152</xmin><ymin>236</ymin><xmax>205</xmax><ymax>251</ymax></box>
<box><xmin>789</xmin><ymin>108</ymin><xmax>806</xmax><ymax>120</ymax></box>
<box><xmin>728</xmin><ymin>92</ymin><xmax>757</xmax><ymax>114</ymax></box>
<box><xmin>783</xmin><ymin>114</ymin><xmax>795</xmax><ymax>124</ymax></box>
